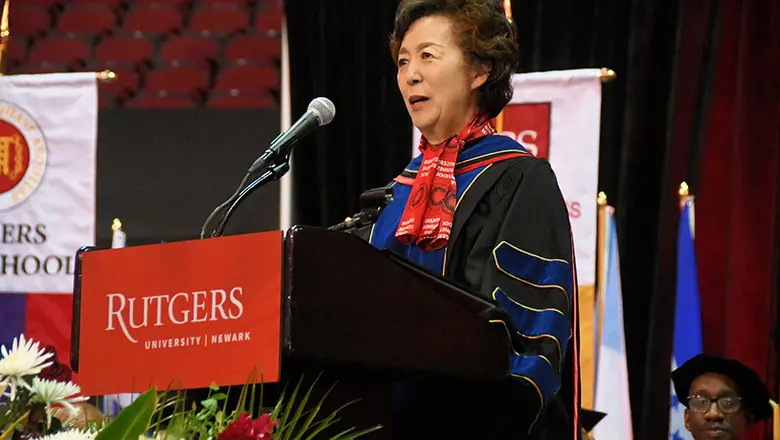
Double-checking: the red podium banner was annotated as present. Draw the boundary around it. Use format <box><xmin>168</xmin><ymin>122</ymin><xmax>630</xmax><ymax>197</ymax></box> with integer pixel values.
<box><xmin>76</xmin><ymin>231</ymin><xmax>283</xmax><ymax>396</ymax></box>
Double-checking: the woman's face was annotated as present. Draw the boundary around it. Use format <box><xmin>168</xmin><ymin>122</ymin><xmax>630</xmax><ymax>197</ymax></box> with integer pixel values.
<box><xmin>396</xmin><ymin>15</ymin><xmax>488</xmax><ymax>144</ymax></box>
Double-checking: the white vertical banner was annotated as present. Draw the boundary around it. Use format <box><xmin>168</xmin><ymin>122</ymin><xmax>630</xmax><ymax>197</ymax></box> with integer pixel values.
<box><xmin>0</xmin><ymin>73</ymin><xmax>98</xmax><ymax>293</ymax></box>
<box><xmin>412</xmin><ymin>68</ymin><xmax>603</xmax><ymax>288</ymax></box>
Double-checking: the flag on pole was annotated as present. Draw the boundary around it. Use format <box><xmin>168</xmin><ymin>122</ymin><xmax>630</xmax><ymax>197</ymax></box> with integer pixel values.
<box><xmin>0</xmin><ymin>72</ymin><xmax>98</xmax><ymax>364</ymax></box>
<box><xmin>593</xmin><ymin>205</ymin><xmax>633</xmax><ymax>439</ymax></box>
<box><xmin>100</xmin><ymin>219</ymin><xmax>140</xmax><ymax>416</ymax></box>
<box><xmin>668</xmin><ymin>193</ymin><xmax>703</xmax><ymax>440</ymax></box>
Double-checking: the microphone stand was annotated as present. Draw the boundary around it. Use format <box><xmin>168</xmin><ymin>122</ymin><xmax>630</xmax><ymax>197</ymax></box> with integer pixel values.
<box><xmin>328</xmin><ymin>185</ymin><xmax>394</xmax><ymax>233</ymax></box>
<box><xmin>211</xmin><ymin>156</ymin><xmax>291</xmax><ymax>237</ymax></box>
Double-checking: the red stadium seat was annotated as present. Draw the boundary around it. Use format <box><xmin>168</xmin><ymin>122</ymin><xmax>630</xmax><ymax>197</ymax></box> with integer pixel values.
<box><xmin>159</xmin><ymin>35</ymin><xmax>219</xmax><ymax>64</ymax></box>
<box><xmin>224</xmin><ymin>34</ymin><xmax>280</xmax><ymax>63</ymax></box>
<box><xmin>207</xmin><ymin>90</ymin><xmax>276</xmax><ymax>109</ymax></box>
<box><xmin>95</xmin><ymin>35</ymin><xmax>154</xmax><ymax>66</ymax></box>
<box><xmin>57</xmin><ymin>6</ymin><xmax>116</xmax><ymax>36</ymax></box>
<box><xmin>189</xmin><ymin>5</ymin><xmax>249</xmax><ymax>36</ymax></box>
<box><xmin>199</xmin><ymin>0</ymin><xmax>253</xmax><ymax>6</ymax></box>
<box><xmin>254</xmin><ymin>7</ymin><xmax>282</xmax><ymax>34</ymax></box>
<box><xmin>6</xmin><ymin>38</ymin><xmax>28</xmax><ymax>65</ymax></box>
<box><xmin>99</xmin><ymin>92</ymin><xmax>119</xmax><ymax>108</ymax></box>
<box><xmin>145</xmin><ymin>65</ymin><xmax>210</xmax><ymax>94</ymax></box>
<box><xmin>135</xmin><ymin>0</ymin><xmax>190</xmax><ymax>6</ymax></box>
<box><xmin>11</xmin><ymin>6</ymin><xmax>50</xmax><ymax>38</ymax></box>
<box><xmin>28</xmin><ymin>37</ymin><xmax>91</xmax><ymax>66</ymax></box>
<box><xmin>70</xmin><ymin>0</ymin><xmax>123</xmax><ymax>8</ymax></box>
<box><xmin>214</xmin><ymin>63</ymin><xmax>277</xmax><ymax>92</ymax></box>
<box><xmin>123</xmin><ymin>4</ymin><xmax>182</xmax><ymax>36</ymax></box>
<box><xmin>14</xmin><ymin>62</ymin><xmax>69</xmax><ymax>75</ymax></box>
<box><xmin>127</xmin><ymin>91</ymin><xmax>199</xmax><ymax>108</ymax></box>
<box><xmin>20</xmin><ymin>0</ymin><xmax>63</xmax><ymax>9</ymax></box>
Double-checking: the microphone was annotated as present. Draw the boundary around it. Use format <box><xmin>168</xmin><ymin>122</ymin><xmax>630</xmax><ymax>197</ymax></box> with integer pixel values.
<box><xmin>248</xmin><ymin>97</ymin><xmax>336</xmax><ymax>173</ymax></box>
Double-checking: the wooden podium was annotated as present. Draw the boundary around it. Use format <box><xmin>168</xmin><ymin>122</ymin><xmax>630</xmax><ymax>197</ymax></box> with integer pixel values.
<box><xmin>70</xmin><ymin>226</ymin><xmax>513</xmax><ymax>439</ymax></box>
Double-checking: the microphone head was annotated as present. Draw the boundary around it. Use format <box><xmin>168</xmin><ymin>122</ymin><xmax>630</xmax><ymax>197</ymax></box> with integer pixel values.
<box><xmin>308</xmin><ymin>97</ymin><xmax>336</xmax><ymax>126</ymax></box>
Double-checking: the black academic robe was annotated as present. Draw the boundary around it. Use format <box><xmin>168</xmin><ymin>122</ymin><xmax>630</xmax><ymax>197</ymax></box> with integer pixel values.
<box><xmin>353</xmin><ymin>134</ymin><xmax>580</xmax><ymax>439</ymax></box>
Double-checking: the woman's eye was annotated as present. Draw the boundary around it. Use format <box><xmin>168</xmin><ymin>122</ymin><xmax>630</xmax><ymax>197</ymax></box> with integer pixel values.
<box><xmin>421</xmin><ymin>52</ymin><xmax>432</xmax><ymax>59</ymax></box>
<box><xmin>398</xmin><ymin>59</ymin><xmax>408</xmax><ymax>67</ymax></box>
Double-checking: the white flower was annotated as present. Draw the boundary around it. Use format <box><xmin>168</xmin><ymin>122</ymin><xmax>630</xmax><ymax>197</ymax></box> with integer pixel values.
<box><xmin>31</xmin><ymin>376</ymin><xmax>89</xmax><ymax>409</ymax></box>
<box><xmin>30</xmin><ymin>377</ymin><xmax>89</xmax><ymax>427</ymax></box>
<box><xmin>0</xmin><ymin>334</ymin><xmax>53</xmax><ymax>400</ymax></box>
<box><xmin>38</xmin><ymin>429</ymin><xmax>95</xmax><ymax>440</ymax></box>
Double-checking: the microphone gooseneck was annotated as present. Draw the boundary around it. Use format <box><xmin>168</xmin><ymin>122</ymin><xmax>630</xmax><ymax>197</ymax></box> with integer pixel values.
<box><xmin>201</xmin><ymin>97</ymin><xmax>335</xmax><ymax>238</ymax></box>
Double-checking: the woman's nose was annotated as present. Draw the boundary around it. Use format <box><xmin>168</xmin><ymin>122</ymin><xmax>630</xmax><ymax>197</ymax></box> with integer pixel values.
<box><xmin>405</xmin><ymin>63</ymin><xmax>422</xmax><ymax>85</ymax></box>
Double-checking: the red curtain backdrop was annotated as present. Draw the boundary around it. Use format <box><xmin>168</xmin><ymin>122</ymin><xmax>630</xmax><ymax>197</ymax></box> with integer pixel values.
<box><xmin>697</xmin><ymin>0</ymin><xmax>780</xmax><ymax>438</ymax></box>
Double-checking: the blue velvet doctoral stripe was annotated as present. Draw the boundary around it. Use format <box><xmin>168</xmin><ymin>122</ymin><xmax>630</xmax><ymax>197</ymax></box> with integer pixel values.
<box><xmin>0</xmin><ymin>293</ymin><xmax>28</xmax><ymax>350</ymax></box>
<box><xmin>493</xmin><ymin>241</ymin><xmax>573</xmax><ymax>306</ymax></box>
<box><xmin>370</xmin><ymin>135</ymin><xmax>524</xmax><ymax>275</ymax></box>
<box><xmin>493</xmin><ymin>288</ymin><xmax>570</xmax><ymax>363</ymax></box>
<box><xmin>509</xmin><ymin>354</ymin><xmax>559</xmax><ymax>404</ymax></box>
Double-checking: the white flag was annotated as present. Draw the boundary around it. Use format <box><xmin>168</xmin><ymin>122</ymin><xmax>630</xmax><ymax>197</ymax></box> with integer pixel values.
<box><xmin>0</xmin><ymin>73</ymin><xmax>97</xmax><ymax>293</ymax></box>
<box><xmin>412</xmin><ymin>68</ymin><xmax>603</xmax><ymax>288</ymax></box>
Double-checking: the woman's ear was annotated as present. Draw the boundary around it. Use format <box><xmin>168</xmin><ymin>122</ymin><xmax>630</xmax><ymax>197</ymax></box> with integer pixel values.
<box><xmin>470</xmin><ymin>64</ymin><xmax>490</xmax><ymax>90</ymax></box>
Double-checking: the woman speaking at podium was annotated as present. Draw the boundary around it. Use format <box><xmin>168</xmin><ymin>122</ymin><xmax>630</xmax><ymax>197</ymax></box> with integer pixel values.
<box><xmin>357</xmin><ymin>0</ymin><xmax>578</xmax><ymax>438</ymax></box>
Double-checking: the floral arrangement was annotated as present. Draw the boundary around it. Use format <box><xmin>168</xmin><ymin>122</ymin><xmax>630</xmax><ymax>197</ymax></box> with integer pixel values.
<box><xmin>0</xmin><ymin>335</ymin><xmax>381</xmax><ymax>440</ymax></box>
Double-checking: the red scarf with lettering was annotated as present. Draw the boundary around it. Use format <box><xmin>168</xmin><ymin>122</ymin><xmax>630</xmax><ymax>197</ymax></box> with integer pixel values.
<box><xmin>394</xmin><ymin>113</ymin><xmax>496</xmax><ymax>251</ymax></box>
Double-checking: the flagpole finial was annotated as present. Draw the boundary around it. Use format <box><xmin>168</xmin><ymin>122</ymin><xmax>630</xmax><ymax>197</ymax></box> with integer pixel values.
<box><xmin>599</xmin><ymin>67</ymin><xmax>617</xmax><ymax>83</ymax></box>
<box><xmin>678</xmin><ymin>181</ymin><xmax>689</xmax><ymax>198</ymax></box>
<box><xmin>112</xmin><ymin>218</ymin><xmax>123</xmax><ymax>233</ymax></box>
<box><xmin>597</xmin><ymin>191</ymin><xmax>607</xmax><ymax>206</ymax></box>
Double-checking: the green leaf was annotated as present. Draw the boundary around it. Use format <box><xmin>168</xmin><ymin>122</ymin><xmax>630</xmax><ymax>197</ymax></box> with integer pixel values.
<box><xmin>0</xmin><ymin>411</ymin><xmax>29</xmax><ymax>440</ymax></box>
<box><xmin>331</xmin><ymin>425</ymin><xmax>384</xmax><ymax>439</ymax></box>
<box><xmin>94</xmin><ymin>388</ymin><xmax>157</xmax><ymax>440</ymax></box>
<box><xmin>201</xmin><ymin>398</ymin><xmax>218</xmax><ymax>412</ymax></box>
<box><xmin>276</xmin><ymin>376</ymin><xmax>305</xmax><ymax>438</ymax></box>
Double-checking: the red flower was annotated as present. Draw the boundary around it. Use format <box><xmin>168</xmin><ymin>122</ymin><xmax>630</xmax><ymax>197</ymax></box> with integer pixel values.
<box><xmin>39</xmin><ymin>345</ymin><xmax>73</xmax><ymax>383</ymax></box>
<box><xmin>218</xmin><ymin>413</ymin><xmax>274</xmax><ymax>440</ymax></box>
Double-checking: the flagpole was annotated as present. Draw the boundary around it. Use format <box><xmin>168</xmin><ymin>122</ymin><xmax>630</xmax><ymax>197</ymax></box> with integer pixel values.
<box><xmin>579</xmin><ymin>191</ymin><xmax>609</xmax><ymax>411</ymax></box>
<box><xmin>0</xmin><ymin>0</ymin><xmax>10</xmax><ymax>76</ymax></box>
<box><xmin>595</xmin><ymin>191</ymin><xmax>608</xmax><ymax>362</ymax></box>
<box><xmin>503</xmin><ymin>0</ymin><xmax>513</xmax><ymax>23</ymax></box>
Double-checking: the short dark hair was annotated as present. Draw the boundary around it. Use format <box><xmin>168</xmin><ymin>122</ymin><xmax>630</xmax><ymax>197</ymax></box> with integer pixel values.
<box><xmin>390</xmin><ymin>0</ymin><xmax>520</xmax><ymax>118</ymax></box>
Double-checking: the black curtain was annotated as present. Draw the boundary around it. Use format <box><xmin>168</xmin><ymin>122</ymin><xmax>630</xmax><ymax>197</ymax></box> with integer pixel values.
<box><xmin>284</xmin><ymin>0</ymin><xmax>411</xmax><ymax>228</ymax></box>
<box><xmin>285</xmin><ymin>1</ymin><xmax>777</xmax><ymax>439</ymax></box>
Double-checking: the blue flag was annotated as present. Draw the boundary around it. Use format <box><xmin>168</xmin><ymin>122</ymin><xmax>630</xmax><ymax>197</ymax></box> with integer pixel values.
<box><xmin>668</xmin><ymin>200</ymin><xmax>703</xmax><ymax>439</ymax></box>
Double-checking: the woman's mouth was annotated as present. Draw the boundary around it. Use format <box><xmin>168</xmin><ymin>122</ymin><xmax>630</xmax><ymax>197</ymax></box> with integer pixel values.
<box><xmin>409</xmin><ymin>95</ymin><xmax>429</xmax><ymax>110</ymax></box>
